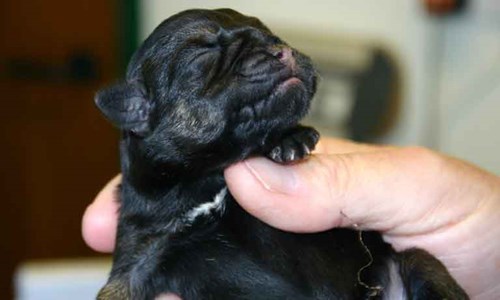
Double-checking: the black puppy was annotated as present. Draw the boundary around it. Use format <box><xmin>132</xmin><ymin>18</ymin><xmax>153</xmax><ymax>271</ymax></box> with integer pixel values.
<box><xmin>95</xmin><ymin>9</ymin><xmax>467</xmax><ymax>300</ymax></box>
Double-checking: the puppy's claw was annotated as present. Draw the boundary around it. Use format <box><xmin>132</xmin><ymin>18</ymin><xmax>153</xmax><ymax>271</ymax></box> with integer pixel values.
<box><xmin>302</xmin><ymin>143</ymin><xmax>311</xmax><ymax>155</ymax></box>
<box><xmin>266</xmin><ymin>127</ymin><xmax>320</xmax><ymax>164</ymax></box>
<box><xmin>268</xmin><ymin>146</ymin><xmax>284</xmax><ymax>163</ymax></box>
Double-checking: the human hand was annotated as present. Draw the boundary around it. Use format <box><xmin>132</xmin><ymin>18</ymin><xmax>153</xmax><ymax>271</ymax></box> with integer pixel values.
<box><xmin>83</xmin><ymin>138</ymin><xmax>500</xmax><ymax>299</ymax></box>
<box><xmin>225</xmin><ymin>138</ymin><xmax>500</xmax><ymax>299</ymax></box>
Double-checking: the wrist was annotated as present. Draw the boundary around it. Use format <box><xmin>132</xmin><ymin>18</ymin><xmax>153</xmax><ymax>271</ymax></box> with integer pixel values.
<box><xmin>439</xmin><ymin>191</ymin><xmax>500</xmax><ymax>299</ymax></box>
<box><xmin>385</xmin><ymin>174</ymin><xmax>500</xmax><ymax>298</ymax></box>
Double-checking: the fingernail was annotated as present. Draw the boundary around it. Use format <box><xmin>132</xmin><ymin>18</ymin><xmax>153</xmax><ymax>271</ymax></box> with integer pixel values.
<box><xmin>244</xmin><ymin>158</ymin><xmax>298</xmax><ymax>193</ymax></box>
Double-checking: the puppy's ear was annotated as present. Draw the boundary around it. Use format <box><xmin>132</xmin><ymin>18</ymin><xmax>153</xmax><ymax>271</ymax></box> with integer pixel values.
<box><xmin>95</xmin><ymin>82</ymin><xmax>151</xmax><ymax>136</ymax></box>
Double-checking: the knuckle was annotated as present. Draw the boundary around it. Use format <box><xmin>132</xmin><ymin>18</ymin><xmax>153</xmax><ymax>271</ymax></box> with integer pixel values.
<box><xmin>399</xmin><ymin>146</ymin><xmax>449</xmax><ymax>188</ymax></box>
<box><xmin>400</xmin><ymin>146</ymin><xmax>443</xmax><ymax>169</ymax></box>
<box><xmin>316</xmin><ymin>154</ymin><xmax>353</xmax><ymax>202</ymax></box>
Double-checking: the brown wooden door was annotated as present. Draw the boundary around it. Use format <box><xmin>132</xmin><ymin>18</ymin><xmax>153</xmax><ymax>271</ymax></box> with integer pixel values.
<box><xmin>0</xmin><ymin>1</ymin><xmax>121</xmax><ymax>297</ymax></box>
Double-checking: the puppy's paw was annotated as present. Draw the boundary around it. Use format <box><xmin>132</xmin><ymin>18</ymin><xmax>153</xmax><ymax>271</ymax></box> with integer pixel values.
<box><xmin>267</xmin><ymin>126</ymin><xmax>320</xmax><ymax>164</ymax></box>
<box><xmin>97</xmin><ymin>281</ymin><xmax>130</xmax><ymax>300</ymax></box>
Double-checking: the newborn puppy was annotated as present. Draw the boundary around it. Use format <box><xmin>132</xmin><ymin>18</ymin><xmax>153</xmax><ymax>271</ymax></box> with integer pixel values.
<box><xmin>95</xmin><ymin>9</ymin><xmax>467</xmax><ymax>300</ymax></box>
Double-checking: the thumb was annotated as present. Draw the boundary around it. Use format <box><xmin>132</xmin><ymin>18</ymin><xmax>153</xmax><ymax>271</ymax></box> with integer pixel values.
<box><xmin>224</xmin><ymin>147</ymin><xmax>478</xmax><ymax>237</ymax></box>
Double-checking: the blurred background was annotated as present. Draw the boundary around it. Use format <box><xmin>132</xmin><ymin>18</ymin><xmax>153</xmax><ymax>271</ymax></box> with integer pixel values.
<box><xmin>1</xmin><ymin>0</ymin><xmax>499</xmax><ymax>299</ymax></box>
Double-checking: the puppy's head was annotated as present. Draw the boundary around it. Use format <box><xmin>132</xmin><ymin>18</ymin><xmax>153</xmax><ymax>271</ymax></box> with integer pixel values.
<box><xmin>96</xmin><ymin>9</ymin><xmax>317</xmax><ymax>165</ymax></box>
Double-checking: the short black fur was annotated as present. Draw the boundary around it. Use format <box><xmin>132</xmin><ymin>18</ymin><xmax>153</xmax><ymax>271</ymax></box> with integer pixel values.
<box><xmin>95</xmin><ymin>9</ymin><xmax>468</xmax><ymax>300</ymax></box>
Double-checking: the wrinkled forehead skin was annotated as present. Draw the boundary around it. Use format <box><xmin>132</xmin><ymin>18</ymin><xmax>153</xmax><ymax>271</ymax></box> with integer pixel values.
<box><xmin>126</xmin><ymin>9</ymin><xmax>271</xmax><ymax>81</ymax></box>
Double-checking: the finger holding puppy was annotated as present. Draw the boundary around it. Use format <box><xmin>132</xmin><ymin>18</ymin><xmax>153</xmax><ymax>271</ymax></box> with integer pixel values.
<box><xmin>225</xmin><ymin>137</ymin><xmax>500</xmax><ymax>298</ymax></box>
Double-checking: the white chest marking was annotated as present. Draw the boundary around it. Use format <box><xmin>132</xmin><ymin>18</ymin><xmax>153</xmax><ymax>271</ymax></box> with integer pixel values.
<box><xmin>382</xmin><ymin>259</ymin><xmax>407</xmax><ymax>300</ymax></box>
<box><xmin>185</xmin><ymin>187</ymin><xmax>228</xmax><ymax>223</ymax></box>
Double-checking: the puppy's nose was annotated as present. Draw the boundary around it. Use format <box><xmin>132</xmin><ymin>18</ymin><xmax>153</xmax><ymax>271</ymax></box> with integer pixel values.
<box><xmin>270</xmin><ymin>45</ymin><xmax>295</xmax><ymax>67</ymax></box>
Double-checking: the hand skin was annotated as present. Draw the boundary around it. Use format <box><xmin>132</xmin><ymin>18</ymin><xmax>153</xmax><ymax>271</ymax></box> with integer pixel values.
<box><xmin>82</xmin><ymin>138</ymin><xmax>500</xmax><ymax>299</ymax></box>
